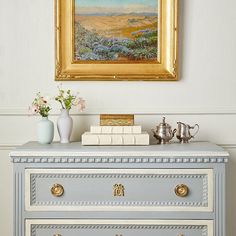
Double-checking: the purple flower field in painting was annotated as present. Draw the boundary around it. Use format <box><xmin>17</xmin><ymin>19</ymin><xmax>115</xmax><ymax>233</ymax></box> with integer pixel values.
<box><xmin>74</xmin><ymin>0</ymin><xmax>158</xmax><ymax>61</ymax></box>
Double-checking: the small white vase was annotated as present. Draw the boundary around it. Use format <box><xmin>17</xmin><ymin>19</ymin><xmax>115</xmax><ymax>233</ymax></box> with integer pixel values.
<box><xmin>57</xmin><ymin>109</ymin><xmax>73</xmax><ymax>144</ymax></box>
<box><xmin>37</xmin><ymin>117</ymin><xmax>54</xmax><ymax>144</ymax></box>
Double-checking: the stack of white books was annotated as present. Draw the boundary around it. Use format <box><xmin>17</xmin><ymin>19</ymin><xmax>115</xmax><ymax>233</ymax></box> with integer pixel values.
<box><xmin>82</xmin><ymin>126</ymin><xmax>149</xmax><ymax>146</ymax></box>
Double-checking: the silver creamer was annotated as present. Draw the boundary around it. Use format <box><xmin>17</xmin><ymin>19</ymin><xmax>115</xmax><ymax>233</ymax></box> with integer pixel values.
<box><xmin>176</xmin><ymin>122</ymin><xmax>199</xmax><ymax>143</ymax></box>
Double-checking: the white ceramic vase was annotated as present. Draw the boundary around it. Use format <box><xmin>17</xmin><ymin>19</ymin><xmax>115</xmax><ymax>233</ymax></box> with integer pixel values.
<box><xmin>37</xmin><ymin>117</ymin><xmax>54</xmax><ymax>144</ymax></box>
<box><xmin>57</xmin><ymin>109</ymin><xmax>73</xmax><ymax>143</ymax></box>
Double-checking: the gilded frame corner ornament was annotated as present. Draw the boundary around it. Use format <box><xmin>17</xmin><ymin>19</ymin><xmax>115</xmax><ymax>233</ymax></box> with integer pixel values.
<box><xmin>55</xmin><ymin>0</ymin><xmax>178</xmax><ymax>81</ymax></box>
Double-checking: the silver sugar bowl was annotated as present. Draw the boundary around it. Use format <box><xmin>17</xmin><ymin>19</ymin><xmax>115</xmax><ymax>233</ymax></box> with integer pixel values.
<box><xmin>152</xmin><ymin>117</ymin><xmax>176</xmax><ymax>144</ymax></box>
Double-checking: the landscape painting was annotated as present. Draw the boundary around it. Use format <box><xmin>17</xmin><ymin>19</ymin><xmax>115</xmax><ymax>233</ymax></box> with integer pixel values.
<box><xmin>74</xmin><ymin>0</ymin><xmax>158</xmax><ymax>61</ymax></box>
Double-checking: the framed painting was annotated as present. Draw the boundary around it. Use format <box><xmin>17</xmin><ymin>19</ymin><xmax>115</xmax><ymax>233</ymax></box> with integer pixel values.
<box><xmin>55</xmin><ymin>0</ymin><xmax>178</xmax><ymax>81</ymax></box>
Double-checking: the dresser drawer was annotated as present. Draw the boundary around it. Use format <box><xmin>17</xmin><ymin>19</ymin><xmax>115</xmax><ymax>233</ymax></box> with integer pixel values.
<box><xmin>26</xmin><ymin>220</ymin><xmax>213</xmax><ymax>236</ymax></box>
<box><xmin>25</xmin><ymin>169</ymin><xmax>213</xmax><ymax>212</ymax></box>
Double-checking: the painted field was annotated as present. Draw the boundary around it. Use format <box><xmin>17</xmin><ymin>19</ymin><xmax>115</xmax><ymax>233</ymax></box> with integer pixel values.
<box><xmin>73</xmin><ymin>0</ymin><xmax>158</xmax><ymax>61</ymax></box>
<box><xmin>75</xmin><ymin>15</ymin><xmax>158</xmax><ymax>39</ymax></box>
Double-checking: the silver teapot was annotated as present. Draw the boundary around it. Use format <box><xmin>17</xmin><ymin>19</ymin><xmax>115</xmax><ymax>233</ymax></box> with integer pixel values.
<box><xmin>152</xmin><ymin>117</ymin><xmax>176</xmax><ymax>144</ymax></box>
<box><xmin>176</xmin><ymin>122</ymin><xmax>199</xmax><ymax>143</ymax></box>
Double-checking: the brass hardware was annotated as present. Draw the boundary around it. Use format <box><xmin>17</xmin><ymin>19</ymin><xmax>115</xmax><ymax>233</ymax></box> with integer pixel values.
<box><xmin>53</xmin><ymin>234</ymin><xmax>62</xmax><ymax>236</ymax></box>
<box><xmin>113</xmin><ymin>184</ymin><xmax>125</xmax><ymax>197</ymax></box>
<box><xmin>175</xmin><ymin>184</ymin><xmax>189</xmax><ymax>197</ymax></box>
<box><xmin>177</xmin><ymin>234</ymin><xmax>184</xmax><ymax>236</ymax></box>
<box><xmin>51</xmin><ymin>184</ymin><xmax>64</xmax><ymax>197</ymax></box>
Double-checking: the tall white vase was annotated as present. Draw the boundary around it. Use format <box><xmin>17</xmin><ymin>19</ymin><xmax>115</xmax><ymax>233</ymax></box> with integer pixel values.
<box><xmin>57</xmin><ymin>109</ymin><xmax>73</xmax><ymax>144</ymax></box>
<box><xmin>37</xmin><ymin>117</ymin><xmax>54</xmax><ymax>144</ymax></box>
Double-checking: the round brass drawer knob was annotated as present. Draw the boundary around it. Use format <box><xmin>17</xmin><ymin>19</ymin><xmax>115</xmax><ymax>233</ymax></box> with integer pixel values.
<box><xmin>51</xmin><ymin>184</ymin><xmax>64</xmax><ymax>197</ymax></box>
<box><xmin>175</xmin><ymin>184</ymin><xmax>189</xmax><ymax>197</ymax></box>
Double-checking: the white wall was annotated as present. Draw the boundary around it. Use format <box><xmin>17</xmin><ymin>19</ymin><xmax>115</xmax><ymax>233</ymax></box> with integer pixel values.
<box><xmin>0</xmin><ymin>0</ymin><xmax>236</xmax><ymax>235</ymax></box>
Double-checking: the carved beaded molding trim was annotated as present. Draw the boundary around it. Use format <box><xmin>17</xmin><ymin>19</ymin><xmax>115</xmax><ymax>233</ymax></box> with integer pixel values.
<box><xmin>31</xmin><ymin>224</ymin><xmax>208</xmax><ymax>236</ymax></box>
<box><xmin>32</xmin><ymin>173</ymin><xmax>206</xmax><ymax>178</ymax></box>
<box><xmin>10</xmin><ymin>150</ymin><xmax>229</xmax><ymax>157</ymax></box>
<box><xmin>202</xmin><ymin>175</ymin><xmax>208</xmax><ymax>205</ymax></box>
<box><xmin>30</xmin><ymin>173</ymin><xmax>208</xmax><ymax>207</ymax></box>
<box><xmin>31</xmin><ymin>224</ymin><xmax>207</xmax><ymax>230</ymax></box>
<box><xmin>11</xmin><ymin>156</ymin><xmax>228</xmax><ymax>163</ymax></box>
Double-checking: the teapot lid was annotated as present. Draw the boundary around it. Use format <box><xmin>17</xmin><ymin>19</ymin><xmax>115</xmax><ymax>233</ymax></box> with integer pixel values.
<box><xmin>158</xmin><ymin>117</ymin><xmax>171</xmax><ymax>128</ymax></box>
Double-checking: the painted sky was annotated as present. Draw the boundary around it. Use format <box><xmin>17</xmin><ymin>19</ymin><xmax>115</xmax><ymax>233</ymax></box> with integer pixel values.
<box><xmin>75</xmin><ymin>0</ymin><xmax>158</xmax><ymax>14</ymax></box>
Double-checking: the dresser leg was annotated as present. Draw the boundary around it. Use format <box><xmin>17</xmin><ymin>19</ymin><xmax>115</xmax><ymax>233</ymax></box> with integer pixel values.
<box><xmin>14</xmin><ymin>166</ymin><xmax>24</xmax><ymax>236</ymax></box>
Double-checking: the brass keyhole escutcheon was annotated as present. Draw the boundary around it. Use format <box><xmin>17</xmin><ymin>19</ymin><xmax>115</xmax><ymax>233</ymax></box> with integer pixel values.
<box><xmin>175</xmin><ymin>184</ymin><xmax>189</xmax><ymax>197</ymax></box>
<box><xmin>53</xmin><ymin>234</ymin><xmax>62</xmax><ymax>236</ymax></box>
<box><xmin>51</xmin><ymin>184</ymin><xmax>64</xmax><ymax>197</ymax></box>
<box><xmin>113</xmin><ymin>184</ymin><xmax>125</xmax><ymax>197</ymax></box>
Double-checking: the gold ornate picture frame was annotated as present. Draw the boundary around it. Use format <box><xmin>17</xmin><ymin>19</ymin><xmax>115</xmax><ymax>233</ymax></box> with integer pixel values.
<box><xmin>55</xmin><ymin>0</ymin><xmax>178</xmax><ymax>81</ymax></box>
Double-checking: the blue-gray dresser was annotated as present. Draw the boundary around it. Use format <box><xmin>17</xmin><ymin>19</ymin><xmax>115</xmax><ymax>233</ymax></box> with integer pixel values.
<box><xmin>10</xmin><ymin>142</ymin><xmax>229</xmax><ymax>236</ymax></box>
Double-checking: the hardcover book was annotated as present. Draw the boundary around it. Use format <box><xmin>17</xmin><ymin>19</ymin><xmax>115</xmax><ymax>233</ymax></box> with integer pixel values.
<box><xmin>90</xmin><ymin>126</ymin><xmax>142</xmax><ymax>134</ymax></box>
<box><xmin>100</xmin><ymin>114</ymin><xmax>134</xmax><ymax>126</ymax></box>
<box><xmin>82</xmin><ymin>132</ymin><xmax>149</xmax><ymax>146</ymax></box>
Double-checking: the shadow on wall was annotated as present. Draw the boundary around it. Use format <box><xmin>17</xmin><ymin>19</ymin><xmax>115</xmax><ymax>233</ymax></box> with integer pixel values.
<box><xmin>178</xmin><ymin>0</ymin><xmax>186</xmax><ymax>81</ymax></box>
<box><xmin>71</xmin><ymin>115</ymin><xmax>99</xmax><ymax>142</ymax></box>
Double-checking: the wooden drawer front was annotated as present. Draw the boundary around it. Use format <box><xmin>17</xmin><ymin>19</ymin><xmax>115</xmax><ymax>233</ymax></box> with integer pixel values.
<box><xmin>25</xmin><ymin>169</ymin><xmax>213</xmax><ymax>212</ymax></box>
<box><xmin>26</xmin><ymin>220</ymin><xmax>213</xmax><ymax>236</ymax></box>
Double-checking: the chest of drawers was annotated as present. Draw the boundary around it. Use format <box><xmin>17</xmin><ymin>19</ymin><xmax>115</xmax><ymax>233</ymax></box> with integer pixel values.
<box><xmin>10</xmin><ymin>142</ymin><xmax>229</xmax><ymax>236</ymax></box>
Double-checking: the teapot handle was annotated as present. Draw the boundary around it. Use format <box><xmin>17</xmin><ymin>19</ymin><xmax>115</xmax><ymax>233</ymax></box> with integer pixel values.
<box><xmin>151</xmin><ymin>129</ymin><xmax>158</xmax><ymax>139</ymax></box>
<box><xmin>190</xmin><ymin>124</ymin><xmax>199</xmax><ymax>138</ymax></box>
<box><xmin>172</xmin><ymin>128</ymin><xmax>177</xmax><ymax>137</ymax></box>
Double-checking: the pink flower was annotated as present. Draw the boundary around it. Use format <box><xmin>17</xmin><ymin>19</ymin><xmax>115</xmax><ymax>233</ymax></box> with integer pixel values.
<box><xmin>32</xmin><ymin>105</ymin><xmax>39</xmax><ymax>112</ymax></box>
<box><xmin>29</xmin><ymin>93</ymin><xmax>52</xmax><ymax>117</ymax></box>
<box><xmin>78</xmin><ymin>98</ymin><xmax>86</xmax><ymax>111</ymax></box>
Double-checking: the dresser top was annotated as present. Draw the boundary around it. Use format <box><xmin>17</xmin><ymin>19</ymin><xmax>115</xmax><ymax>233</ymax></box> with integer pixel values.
<box><xmin>10</xmin><ymin>141</ymin><xmax>229</xmax><ymax>158</ymax></box>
